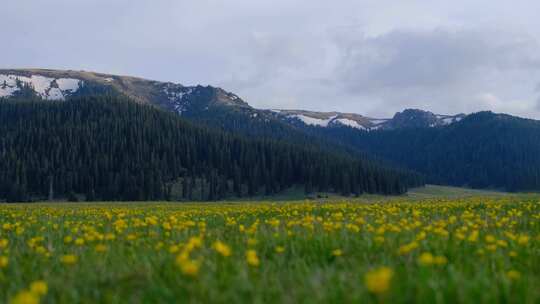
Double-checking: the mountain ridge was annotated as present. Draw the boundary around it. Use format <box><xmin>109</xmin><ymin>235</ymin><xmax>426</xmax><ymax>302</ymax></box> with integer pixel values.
<box><xmin>268</xmin><ymin>108</ymin><xmax>467</xmax><ymax>130</ymax></box>
<box><xmin>1</xmin><ymin>68</ymin><xmax>470</xmax><ymax>130</ymax></box>
<box><xmin>0</xmin><ymin>68</ymin><xmax>250</xmax><ymax>112</ymax></box>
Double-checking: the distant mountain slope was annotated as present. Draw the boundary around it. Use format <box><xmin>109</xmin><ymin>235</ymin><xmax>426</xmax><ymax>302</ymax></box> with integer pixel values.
<box><xmin>0</xmin><ymin>68</ymin><xmax>249</xmax><ymax>111</ymax></box>
<box><xmin>269</xmin><ymin>108</ymin><xmax>465</xmax><ymax>130</ymax></box>
<box><xmin>0</xmin><ymin>69</ymin><xmax>464</xmax><ymax>131</ymax></box>
<box><xmin>0</xmin><ymin>96</ymin><xmax>422</xmax><ymax>202</ymax></box>
<box><xmin>332</xmin><ymin>112</ymin><xmax>540</xmax><ymax>191</ymax></box>
<box><xmin>0</xmin><ymin>69</ymin><xmax>386</xmax><ymax>159</ymax></box>
<box><xmin>0</xmin><ymin>68</ymin><xmax>467</xmax><ymax>158</ymax></box>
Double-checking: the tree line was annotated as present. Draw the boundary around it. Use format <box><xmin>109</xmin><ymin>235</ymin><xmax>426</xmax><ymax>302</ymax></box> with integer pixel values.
<box><xmin>314</xmin><ymin>112</ymin><xmax>540</xmax><ymax>192</ymax></box>
<box><xmin>0</xmin><ymin>96</ymin><xmax>423</xmax><ymax>202</ymax></box>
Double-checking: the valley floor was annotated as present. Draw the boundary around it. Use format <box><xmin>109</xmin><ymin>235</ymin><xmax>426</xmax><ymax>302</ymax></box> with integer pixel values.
<box><xmin>245</xmin><ymin>184</ymin><xmax>513</xmax><ymax>203</ymax></box>
<box><xmin>1</xmin><ymin>195</ymin><xmax>539</xmax><ymax>303</ymax></box>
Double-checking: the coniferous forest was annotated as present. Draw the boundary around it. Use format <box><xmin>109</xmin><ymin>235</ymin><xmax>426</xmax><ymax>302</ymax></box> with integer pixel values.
<box><xmin>0</xmin><ymin>97</ymin><xmax>423</xmax><ymax>202</ymax></box>
<box><xmin>179</xmin><ymin>100</ymin><xmax>540</xmax><ymax>193</ymax></box>
<box><xmin>310</xmin><ymin>112</ymin><xmax>540</xmax><ymax>192</ymax></box>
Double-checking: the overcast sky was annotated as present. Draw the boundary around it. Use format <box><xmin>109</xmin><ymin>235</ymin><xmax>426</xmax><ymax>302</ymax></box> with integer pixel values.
<box><xmin>2</xmin><ymin>1</ymin><xmax>540</xmax><ymax>118</ymax></box>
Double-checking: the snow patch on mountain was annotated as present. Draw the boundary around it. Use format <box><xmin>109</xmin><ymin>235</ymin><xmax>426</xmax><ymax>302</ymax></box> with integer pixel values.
<box><xmin>334</xmin><ymin>118</ymin><xmax>366</xmax><ymax>129</ymax></box>
<box><xmin>368</xmin><ymin>119</ymin><xmax>388</xmax><ymax>125</ymax></box>
<box><xmin>162</xmin><ymin>85</ymin><xmax>193</xmax><ymax>114</ymax></box>
<box><xmin>47</xmin><ymin>87</ymin><xmax>64</xmax><ymax>100</ymax></box>
<box><xmin>56</xmin><ymin>78</ymin><xmax>80</xmax><ymax>92</ymax></box>
<box><xmin>437</xmin><ymin>115</ymin><xmax>465</xmax><ymax>125</ymax></box>
<box><xmin>0</xmin><ymin>74</ymin><xmax>82</xmax><ymax>100</ymax></box>
<box><xmin>290</xmin><ymin>114</ymin><xmax>337</xmax><ymax>127</ymax></box>
<box><xmin>0</xmin><ymin>78</ymin><xmax>18</xmax><ymax>97</ymax></box>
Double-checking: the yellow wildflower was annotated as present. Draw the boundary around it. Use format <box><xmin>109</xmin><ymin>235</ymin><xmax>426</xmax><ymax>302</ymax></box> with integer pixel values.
<box><xmin>0</xmin><ymin>255</ymin><xmax>8</xmax><ymax>268</ymax></box>
<box><xmin>486</xmin><ymin>244</ymin><xmax>497</xmax><ymax>252</ymax></box>
<box><xmin>398</xmin><ymin>241</ymin><xmax>418</xmax><ymax>255</ymax></box>
<box><xmin>63</xmin><ymin>236</ymin><xmax>73</xmax><ymax>244</ymax></box>
<box><xmin>507</xmin><ymin>270</ymin><xmax>521</xmax><ymax>281</ymax></box>
<box><xmin>9</xmin><ymin>291</ymin><xmax>39</xmax><ymax>304</ymax></box>
<box><xmin>275</xmin><ymin>246</ymin><xmax>285</xmax><ymax>254</ymax></box>
<box><xmin>517</xmin><ymin>235</ymin><xmax>530</xmax><ymax>245</ymax></box>
<box><xmin>29</xmin><ymin>281</ymin><xmax>48</xmax><ymax>296</ymax></box>
<box><xmin>418</xmin><ymin>252</ymin><xmax>434</xmax><ymax>266</ymax></box>
<box><xmin>364</xmin><ymin>267</ymin><xmax>394</xmax><ymax>294</ymax></box>
<box><xmin>485</xmin><ymin>235</ymin><xmax>496</xmax><ymax>243</ymax></box>
<box><xmin>179</xmin><ymin>259</ymin><xmax>200</xmax><ymax>277</ymax></box>
<box><xmin>467</xmin><ymin>230</ymin><xmax>479</xmax><ymax>242</ymax></box>
<box><xmin>213</xmin><ymin>241</ymin><xmax>231</xmax><ymax>257</ymax></box>
<box><xmin>61</xmin><ymin>254</ymin><xmax>77</xmax><ymax>265</ymax></box>
<box><xmin>246</xmin><ymin>250</ymin><xmax>260</xmax><ymax>267</ymax></box>
<box><xmin>332</xmin><ymin>249</ymin><xmax>343</xmax><ymax>257</ymax></box>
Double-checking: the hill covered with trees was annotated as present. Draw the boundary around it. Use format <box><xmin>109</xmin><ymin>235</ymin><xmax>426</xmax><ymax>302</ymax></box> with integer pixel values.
<box><xmin>0</xmin><ymin>96</ymin><xmax>423</xmax><ymax>202</ymax></box>
<box><xmin>313</xmin><ymin>112</ymin><xmax>540</xmax><ymax>191</ymax></box>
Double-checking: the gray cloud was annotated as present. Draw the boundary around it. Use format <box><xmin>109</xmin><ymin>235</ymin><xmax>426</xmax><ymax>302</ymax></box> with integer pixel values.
<box><xmin>335</xmin><ymin>29</ymin><xmax>540</xmax><ymax>91</ymax></box>
<box><xmin>326</xmin><ymin>29</ymin><xmax>540</xmax><ymax>116</ymax></box>
<box><xmin>1</xmin><ymin>0</ymin><xmax>540</xmax><ymax>118</ymax></box>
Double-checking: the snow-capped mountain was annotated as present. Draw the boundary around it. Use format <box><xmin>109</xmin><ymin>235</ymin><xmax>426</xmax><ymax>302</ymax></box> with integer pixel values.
<box><xmin>1</xmin><ymin>69</ymin><xmax>465</xmax><ymax>131</ymax></box>
<box><xmin>269</xmin><ymin>108</ymin><xmax>466</xmax><ymax>130</ymax></box>
<box><xmin>268</xmin><ymin>110</ymin><xmax>384</xmax><ymax>130</ymax></box>
<box><xmin>0</xmin><ymin>69</ymin><xmax>249</xmax><ymax>114</ymax></box>
<box><xmin>0</xmin><ymin>73</ymin><xmax>82</xmax><ymax>100</ymax></box>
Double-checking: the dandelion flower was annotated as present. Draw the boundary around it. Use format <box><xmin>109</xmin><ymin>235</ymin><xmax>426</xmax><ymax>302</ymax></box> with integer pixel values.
<box><xmin>0</xmin><ymin>256</ymin><xmax>8</xmax><ymax>268</ymax></box>
<box><xmin>485</xmin><ymin>235</ymin><xmax>496</xmax><ymax>243</ymax></box>
<box><xmin>507</xmin><ymin>270</ymin><xmax>521</xmax><ymax>281</ymax></box>
<box><xmin>29</xmin><ymin>281</ymin><xmax>48</xmax><ymax>296</ymax></box>
<box><xmin>181</xmin><ymin>260</ymin><xmax>200</xmax><ymax>277</ymax></box>
<box><xmin>418</xmin><ymin>252</ymin><xmax>434</xmax><ymax>266</ymax></box>
<box><xmin>246</xmin><ymin>250</ymin><xmax>260</xmax><ymax>267</ymax></box>
<box><xmin>364</xmin><ymin>267</ymin><xmax>394</xmax><ymax>294</ymax></box>
<box><xmin>213</xmin><ymin>241</ymin><xmax>231</xmax><ymax>257</ymax></box>
<box><xmin>332</xmin><ymin>249</ymin><xmax>343</xmax><ymax>257</ymax></box>
<box><xmin>61</xmin><ymin>254</ymin><xmax>77</xmax><ymax>265</ymax></box>
<box><xmin>10</xmin><ymin>291</ymin><xmax>39</xmax><ymax>304</ymax></box>
<box><xmin>517</xmin><ymin>235</ymin><xmax>530</xmax><ymax>245</ymax></box>
<box><xmin>397</xmin><ymin>241</ymin><xmax>418</xmax><ymax>255</ymax></box>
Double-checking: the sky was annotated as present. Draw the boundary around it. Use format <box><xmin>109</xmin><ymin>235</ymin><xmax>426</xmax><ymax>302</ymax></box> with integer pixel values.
<box><xmin>2</xmin><ymin>0</ymin><xmax>540</xmax><ymax>118</ymax></box>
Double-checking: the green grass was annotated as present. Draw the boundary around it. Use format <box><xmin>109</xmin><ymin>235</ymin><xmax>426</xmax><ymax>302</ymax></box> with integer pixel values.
<box><xmin>1</xmin><ymin>196</ymin><xmax>539</xmax><ymax>303</ymax></box>
<box><xmin>232</xmin><ymin>184</ymin><xmax>513</xmax><ymax>203</ymax></box>
<box><xmin>406</xmin><ymin>184</ymin><xmax>509</xmax><ymax>199</ymax></box>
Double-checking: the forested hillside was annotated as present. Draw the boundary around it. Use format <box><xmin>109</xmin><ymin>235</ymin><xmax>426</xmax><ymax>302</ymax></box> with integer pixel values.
<box><xmin>314</xmin><ymin>112</ymin><xmax>540</xmax><ymax>191</ymax></box>
<box><xmin>0</xmin><ymin>97</ymin><xmax>423</xmax><ymax>202</ymax></box>
<box><xmin>5</xmin><ymin>69</ymin><xmax>538</xmax><ymax>193</ymax></box>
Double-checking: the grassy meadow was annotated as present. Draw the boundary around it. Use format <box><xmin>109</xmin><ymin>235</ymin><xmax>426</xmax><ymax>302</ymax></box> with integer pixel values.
<box><xmin>0</xmin><ymin>195</ymin><xmax>539</xmax><ymax>303</ymax></box>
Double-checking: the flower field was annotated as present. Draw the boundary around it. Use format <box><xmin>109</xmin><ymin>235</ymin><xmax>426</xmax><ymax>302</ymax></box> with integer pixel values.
<box><xmin>1</xmin><ymin>197</ymin><xmax>539</xmax><ymax>303</ymax></box>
